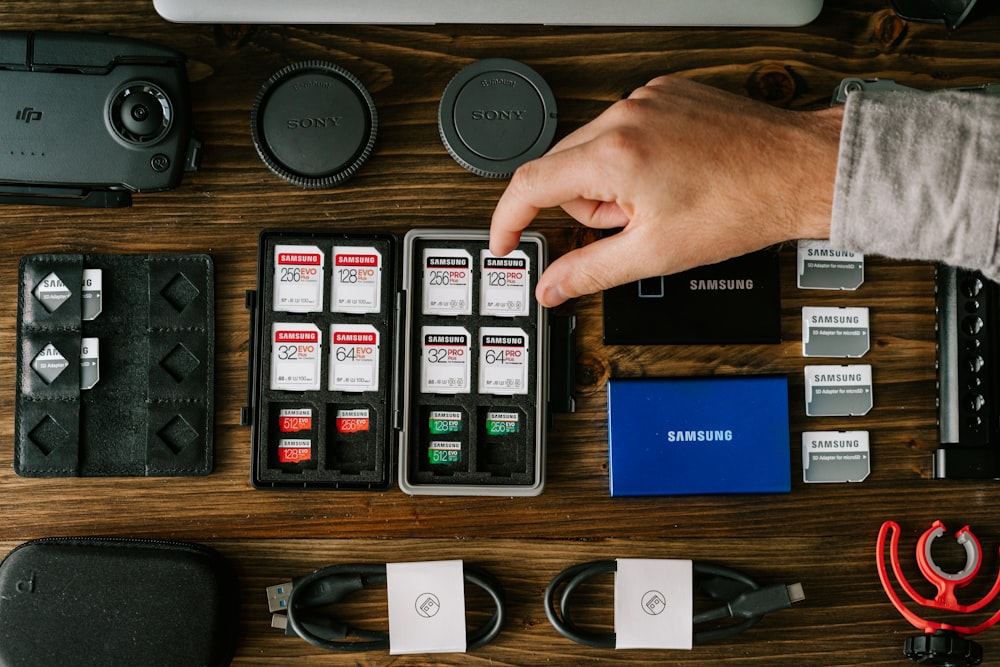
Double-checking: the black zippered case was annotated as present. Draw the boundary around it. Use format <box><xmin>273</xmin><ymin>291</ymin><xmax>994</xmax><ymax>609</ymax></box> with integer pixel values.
<box><xmin>0</xmin><ymin>537</ymin><xmax>239</xmax><ymax>667</ymax></box>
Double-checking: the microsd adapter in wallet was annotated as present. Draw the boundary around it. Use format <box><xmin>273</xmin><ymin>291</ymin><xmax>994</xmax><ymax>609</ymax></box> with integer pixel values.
<box><xmin>0</xmin><ymin>31</ymin><xmax>201</xmax><ymax>208</ymax></box>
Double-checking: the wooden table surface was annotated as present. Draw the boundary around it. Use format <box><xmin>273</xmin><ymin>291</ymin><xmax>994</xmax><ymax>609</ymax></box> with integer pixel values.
<box><xmin>2</xmin><ymin>1</ymin><xmax>1000</xmax><ymax>664</ymax></box>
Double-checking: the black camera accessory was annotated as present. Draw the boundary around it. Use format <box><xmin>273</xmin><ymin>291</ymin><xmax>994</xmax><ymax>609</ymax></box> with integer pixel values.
<box><xmin>0</xmin><ymin>31</ymin><xmax>200</xmax><ymax>207</ymax></box>
<box><xmin>0</xmin><ymin>537</ymin><xmax>239</xmax><ymax>667</ymax></box>
<box><xmin>544</xmin><ymin>559</ymin><xmax>804</xmax><ymax>649</ymax></box>
<box><xmin>438</xmin><ymin>58</ymin><xmax>557</xmax><ymax>179</ymax></box>
<box><xmin>16</xmin><ymin>254</ymin><xmax>215</xmax><ymax>477</ymax></box>
<box><xmin>934</xmin><ymin>264</ymin><xmax>1000</xmax><ymax>479</ymax></box>
<box><xmin>877</xmin><ymin>520</ymin><xmax>1000</xmax><ymax>666</ymax></box>
<box><xmin>251</xmin><ymin>61</ymin><xmax>378</xmax><ymax>188</ymax></box>
<box><xmin>266</xmin><ymin>562</ymin><xmax>505</xmax><ymax>652</ymax></box>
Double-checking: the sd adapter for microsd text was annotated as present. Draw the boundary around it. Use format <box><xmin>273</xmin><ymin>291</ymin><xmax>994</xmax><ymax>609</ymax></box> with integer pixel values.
<box><xmin>0</xmin><ymin>31</ymin><xmax>201</xmax><ymax>207</ymax></box>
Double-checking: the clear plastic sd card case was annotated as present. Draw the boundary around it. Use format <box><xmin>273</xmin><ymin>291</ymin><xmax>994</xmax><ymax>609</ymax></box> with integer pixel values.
<box><xmin>245</xmin><ymin>229</ymin><xmax>553</xmax><ymax>495</ymax></box>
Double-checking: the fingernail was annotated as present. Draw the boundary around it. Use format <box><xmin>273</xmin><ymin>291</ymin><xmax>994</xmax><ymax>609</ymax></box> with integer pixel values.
<box><xmin>538</xmin><ymin>283</ymin><xmax>565</xmax><ymax>307</ymax></box>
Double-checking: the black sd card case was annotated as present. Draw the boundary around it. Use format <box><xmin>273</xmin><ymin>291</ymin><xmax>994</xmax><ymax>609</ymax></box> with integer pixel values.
<box><xmin>0</xmin><ymin>537</ymin><xmax>239</xmax><ymax>667</ymax></box>
<box><xmin>244</xmin><ymin>229</ymin><xmax>573</xmax><ymax>495</ymax></box>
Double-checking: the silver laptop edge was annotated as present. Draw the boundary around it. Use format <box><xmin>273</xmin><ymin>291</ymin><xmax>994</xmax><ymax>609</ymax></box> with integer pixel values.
<box><xmin>153</xmin><ymin>0</ymin><xmax>823</xmax><ymax>27</ymax></box>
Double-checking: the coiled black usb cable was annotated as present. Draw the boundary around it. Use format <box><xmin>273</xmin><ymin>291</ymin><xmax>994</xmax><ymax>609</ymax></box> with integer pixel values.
<box><xmin>544</xmin><ymin>560</ymin><xmax>804</xmax><ymax>648</ymax></box>
<box><xmin>267</xmin><ymin>562</ymin><xmax>505</xmax><ymax>652</ymax></box>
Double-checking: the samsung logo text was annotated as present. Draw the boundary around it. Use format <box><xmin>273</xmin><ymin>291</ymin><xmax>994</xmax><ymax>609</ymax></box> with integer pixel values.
<box><xmin>666</xmin><ymin>429</ymin><xmax>734</xmax><ymax>442</ymax></box>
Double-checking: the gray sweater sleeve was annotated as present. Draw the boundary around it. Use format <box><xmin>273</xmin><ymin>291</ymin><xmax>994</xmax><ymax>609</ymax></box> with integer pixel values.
<box><xmin>830</xmin><ymin>90</ymin><xmax>1000</xmax><ymax>281</ymax></box>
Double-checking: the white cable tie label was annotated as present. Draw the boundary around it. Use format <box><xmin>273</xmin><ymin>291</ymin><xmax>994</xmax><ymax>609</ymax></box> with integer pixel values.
<box><xmin>386</xmin><ymin>560</ymin><xmax>467</xmax><ymax>654</ymax></box>
<box><xmin>615</xmin><ymin>558</ymin><xmax>693</xmax><ymax>650</ymax></box>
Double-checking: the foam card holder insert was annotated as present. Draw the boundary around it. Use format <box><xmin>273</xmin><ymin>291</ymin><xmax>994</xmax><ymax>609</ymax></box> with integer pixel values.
<box><xmin>15</xmin><ymin>254</ymin><xmax>214</xmax><ymax>477</ymax></box>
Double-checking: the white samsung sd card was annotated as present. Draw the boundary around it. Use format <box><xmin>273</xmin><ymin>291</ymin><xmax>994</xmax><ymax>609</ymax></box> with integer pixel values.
<box><xmin>329</xmin><ymin>324</ymin><xmax>380</xmax><ymax>392</ymax></box>
<box><xmin>270</xmin><ymin>322</ymin><xmax>322</xmax><ymax>391</ymax></box>
<box><xmin>273</xmin><ymin>245</ymin><xmax>324</xmax><ymax>312</ymax></box>
<box><xmin>331</xmin><ymin>246</ymin><xmax>382</xmax><ymax>313</ymax></box>
<box><xmin>804</xmin><ymin>364</ymin><xmax>873</xmax><ymax>416</ymax></box>
<box><xmin>480</xmin><ymin>249</ymin><xmax>530</xmax><ymax>316</ymax></box>
<box><xmin>422</xmin><ymin>248</ymin><xmax>472</xmax><ymax>315</ymax></box>
<box><xmin>802</xmin><ymin>431</ymin><xmax>870</xmax><ymax>483</ymax></box>
<box><xmin>797</xmin><ymin>240</ymin><xmax>864</xmax><ymax>290</ymax></box>
<box><xmin>478</xmin><ymin>327</ymin><xmax>529</xmax><ymax>395</ymax></box>
<box><xmin>421</xmin><ymin>326</ymin><xmax>471</xmax><ymax>394</ymax></box>
<box><xmin>802</xmin><ymin>306</ymin><xmax>870</xmax><ymax>358</ymax></box>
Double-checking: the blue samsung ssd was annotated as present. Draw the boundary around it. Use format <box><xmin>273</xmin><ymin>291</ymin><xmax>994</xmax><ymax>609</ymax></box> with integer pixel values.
<box><xmin>607</xmin><ymin>376</ymin><xmax>791</xmax><ymax>496</ymax></box>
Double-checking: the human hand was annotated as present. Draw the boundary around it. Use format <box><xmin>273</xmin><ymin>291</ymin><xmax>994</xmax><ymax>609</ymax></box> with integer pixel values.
<box><xmin>489</xmin><ymin>76</ymin><xmax>843</xmax><ymax>307</ymax></box>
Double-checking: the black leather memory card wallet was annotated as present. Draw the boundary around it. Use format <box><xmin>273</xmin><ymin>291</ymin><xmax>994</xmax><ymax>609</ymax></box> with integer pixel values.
<box><xmin>15</xmin><ymin>254</ymin><xmax>214</xmax><ymax>476</ymax></box>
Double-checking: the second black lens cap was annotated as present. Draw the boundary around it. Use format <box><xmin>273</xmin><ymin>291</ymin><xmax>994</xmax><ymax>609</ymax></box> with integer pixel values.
<box><xmin>439</xmin><ymin>58</ymin><xmax>558</xmax><ymax>179</ymax></box>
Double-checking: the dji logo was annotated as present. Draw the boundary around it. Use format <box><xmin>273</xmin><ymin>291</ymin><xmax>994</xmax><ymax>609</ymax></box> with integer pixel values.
<box><xmin>16</xmin><ymin>107</ymin><xmax>43</xmax><ymax>123</ymax></box>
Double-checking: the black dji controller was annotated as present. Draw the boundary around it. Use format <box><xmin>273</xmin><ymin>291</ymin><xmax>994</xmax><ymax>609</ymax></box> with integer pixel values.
<box><xmin>0</xmin><ymin>31</ymin><xmax>200</xmax><ymax>207</ymax></box>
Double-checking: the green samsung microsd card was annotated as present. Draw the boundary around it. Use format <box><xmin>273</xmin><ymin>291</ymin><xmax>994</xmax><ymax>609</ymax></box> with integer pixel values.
<box><xmin>428</xmin><ymin>441</ymin><xmax>461</xmax><ymax>464</ymax></box>
<box><xmin>485</xmin><ymin>411</ymin><xmax>519</xmax><ymax>436</ymax></box>
<box><xmin>428</xmin><ymin>410</ymin><xmax>462</xmax><ymax>435</ymax></box>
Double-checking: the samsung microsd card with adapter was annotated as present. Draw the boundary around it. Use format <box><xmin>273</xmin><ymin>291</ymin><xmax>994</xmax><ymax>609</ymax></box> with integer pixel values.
<box><xmin>32</xmin><ymin>272</ymin><xmax>72</xmax><ymax>313</ymax></box>
<box><xmin>804</xmin><ymin>364</ymin><xmax>872</xmax><ymax>416</ymax></box>
<box><xmin>80</xmin><ymin>337</ymin><xmax>99</xmax><ymax>390</ymax></box>
<box><xmin>31</xmin><ymin>343</ymin><xmax>69</xmax><ymax>384</ymax></box>
<box><xmin>802</xmin><ymin>306</ymin><xmax>869</xmax><ymax>358</ymax></box>
<box><xmin>802</xmin><ymin>430</ymin><xmax>870</xmax><ymax>483</ymax></box>
<box><xmin>81</xmin><ymin>269</ymin><xmax>103</xmax><ymax>320</ymax></box>
<box><xmin>796</xmin><ymin>240</ymin><xmax>864</xmax><ymax>290</ymax></box>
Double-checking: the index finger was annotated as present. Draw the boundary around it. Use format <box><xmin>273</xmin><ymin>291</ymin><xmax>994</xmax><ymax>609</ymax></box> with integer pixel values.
<box><xmin>489</xmin><ymin>143</ymin><xmax>617</xmax><ymax>255</ymax></box>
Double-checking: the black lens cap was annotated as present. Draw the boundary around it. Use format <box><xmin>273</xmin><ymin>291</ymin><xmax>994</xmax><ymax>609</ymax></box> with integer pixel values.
<box><xmin>439</xmin><ymin>58</ymin><xmax>557</xmax><ymax>179</ymax></box>
<box><xmin>251</xmin><ymin>60</ymin><xmax>377</xmax><ymax>188</ymax></box>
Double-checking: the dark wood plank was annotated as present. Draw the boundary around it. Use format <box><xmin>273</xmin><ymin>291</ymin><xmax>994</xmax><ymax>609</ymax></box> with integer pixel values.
<box><xmin>2</xmin><ymin>0</ymin><xmax>1000</xmax><ymax>664</ymax></box>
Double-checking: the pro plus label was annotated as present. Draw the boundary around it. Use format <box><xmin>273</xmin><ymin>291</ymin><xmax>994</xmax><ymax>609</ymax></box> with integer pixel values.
<box><xmin>422</xmin><ymin>248</ymin><xmax>472</xmax><ymax>316</ymax></box>
<box><xmin>480</xmin><ymin>249</ymin><xmax>530</xmax><ymax>316</ymax></box>
<box><xmin>421</xmin><ymin>326</ymin><xmax>471</xmax><ymax>394</ymax></box>
<box><xmin>479</xmin><ymin>327</ymin><xmax>529</xmax><ymax>394</ymax></box>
